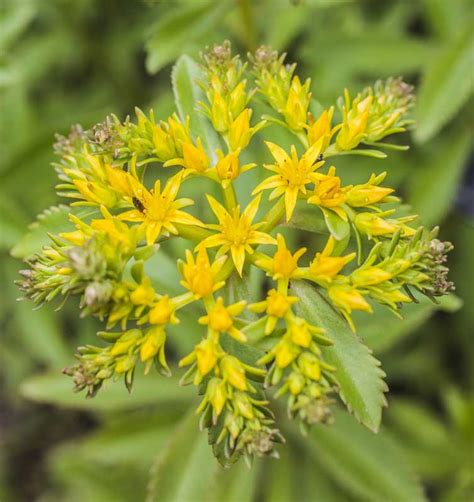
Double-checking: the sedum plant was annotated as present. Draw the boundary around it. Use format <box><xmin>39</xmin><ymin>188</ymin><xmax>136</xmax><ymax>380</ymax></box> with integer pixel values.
<box><xmin>17</xmin><ymin>42</ymin><xmax>454</xmax><ymax>466</ymax></box>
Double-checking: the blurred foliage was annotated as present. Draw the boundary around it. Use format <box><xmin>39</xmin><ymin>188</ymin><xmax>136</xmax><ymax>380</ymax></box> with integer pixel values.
<box><xmin>0</xmin><ymin>0</ymin><xmax>472</xmax><ymax>501</ymax></box>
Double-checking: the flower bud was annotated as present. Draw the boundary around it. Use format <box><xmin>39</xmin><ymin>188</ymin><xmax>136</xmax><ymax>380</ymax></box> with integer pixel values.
<box><xmin>221</xmin><ymin>355</ymin><xmax>247</xmax><ymax>391</ymax></box>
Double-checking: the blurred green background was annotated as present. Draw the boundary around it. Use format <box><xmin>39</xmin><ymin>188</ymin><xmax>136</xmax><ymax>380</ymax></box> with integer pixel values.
<box><xmin>1</xmin><ymin>0</ymin><xmax>472</xmax><ymax>501</ymax></box>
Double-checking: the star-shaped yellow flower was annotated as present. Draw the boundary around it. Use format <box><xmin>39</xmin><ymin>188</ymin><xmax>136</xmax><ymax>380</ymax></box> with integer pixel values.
<box><xmin>309</xmin><ymin>236</ymin><xmax>355</xmax><ymax>283</ymax></box>
<box><xmin>255</xmin><ymin>234</ymin><xmax>306</xmax><ymax>281</ymax></box>
<box><xmin>198</xmin><ymin>194</ymin><xmax>276</xmax><ymax>276</ymax></box>
<box><xmin>307</xmin><ymin>167</ymin><xmax>347</xmax><ymax>220</ymax></box>
<box><xmin>253</xmin><ymin>138</ymin><xmax>325</xmax><ymax>221</ymax></box>
<box><xmin>199</xmin><ymin>297</ymin><xmax>247</xmax><ymax>342</ymax></box>
<box><xmin>119</xmin><ymin>173</ymin><xmax>204</xmax><ymax>245</ymax></box>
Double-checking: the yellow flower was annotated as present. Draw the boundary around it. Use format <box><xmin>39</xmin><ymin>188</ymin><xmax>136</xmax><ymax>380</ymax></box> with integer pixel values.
<box><xmin>253</xmin><ymin>139</ymin><xmax>325</xmax><ymax>221</ymax></box>
<box><xmin>307</xmin><ymin>167</ymin><xmax>347</xmax><ymax>220</ymax></box>
<box><xmin>149</xmin><ymin>296</ymin><xmax>178</xmax><ymax>325</ymax></box>
<box><xmin>209</xmin><ymin>91</ymin><xmax>230</xmax><ymax>132</ymax></box>
<box><xmin>351</xmin><ymin>267</ymin><xmax>393</xmax><ymax>286</ymax></box>
<box><xmin>164</xmin><ymin>138</ymin><xmax>209</xmax><ymax>178</ymax></box>
<box><xmin>193</xmin><ymin>336</ymin><xmax>221</xmax><ymax>378</ymax></box>
<box><xmin>228</xmin><ymin>108</ymin><xmax>256</xmax><ymax>151</ymax></box>
<box><xmin>274</xmin><ymin>338</ymin><xmax>300</xmax><ymax>368</ymax></box>
<box><xmin>336</xmin><ymin>91</ymin><xmax>372</xmax><ymax>151</ymax></box>
<box><xmin>289</xmin><ymin>319</ymin><xmax>312</xmax><ymax>348</ymax></box>
<box><xmin>220</xmin><ymin>355</ymin><xmax>247</xmax><ymax>391</ymax></box>
<box><xmin>140</xmin><ymin>326</ymin><xmax>167</xmax><ymax>363</ymax></box>
<box><xmin>179</xmin><ymin>247</ymin><xmax>227</xmax><ymax>298</ymax></box>
<box><xmin>355</xmin><ymin>212</ymin><xmax>417</xmax><ymax>239</ymax></box>
<box><xmin>255</xmin><ymin>234</ymin><xmax>306</xmax><ymax>281</ymax></box>
<box><xmin>298</xmin><ymin>352</ymin><xmax>321</xmax><ymax>381</ymax></box>
<box><xmin>328</xmin><ymin>284</ymin><xmax>372</xmax><ymax>314</ymax></box>
<box><xmin>199</xmin><ymin>194</ymin><xmax>276</xmax><ymax>276</ymax></box>
<box><xmin>306</xmin><ymin>107</ymin><xmax>337</xmax><ymax>151</ymax></box>
<box><xmin>199</xmin><ymin>297</ymin><xmax>247</xmax><ymax>342</ymax></box>
<box><xmin>130</xmin><ymin>277</ymin><xmax>156</xmax><ymax>306</ymax></box>
<box><xmin>249</xmin><ymin>289</ymin><xmax>298</xmax><ymax>334</ymax></box>
<box><xmin>214</xmin><ymin>150</ymin><xmax>255</xmax><ymax>188</ymax></box>
<box><xmin>309</xmin><ymin>236</ymin><xmax>355</xmax><ymax>283</ymax></box>
<box><xmin>282</xmin><ymin>76</ymin><xmax>311</xmax><ymax>130</ymax></box>
<box><xmin>345</xmin><ymin>172</ymin><xmax>394</xmax><ymax>208</ymax></box>
<box><xmin>110</xmin><ymin>329</ymin><xmax>141</xmax><ymax>357</ymax></box>
<box><xmin>206</xmin><ymin>377</ymin><xmax>228</xmax><ymax>416</ymax></box>
<box><xmin>119</xmin><ymin>173</ymin><xmax>204</xmax><ymax>245</ymax></box>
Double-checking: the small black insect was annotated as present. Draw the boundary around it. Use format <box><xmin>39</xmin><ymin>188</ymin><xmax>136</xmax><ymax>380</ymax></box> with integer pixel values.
<box><xmin>132</xmin><ymin>197</ymin><xmax>145</xmax><ymax>213</ymax></box>
<box><xmin>317</xmin><ymin>153</ymin><xmax>324</xmax><ymax>162</ymax></box>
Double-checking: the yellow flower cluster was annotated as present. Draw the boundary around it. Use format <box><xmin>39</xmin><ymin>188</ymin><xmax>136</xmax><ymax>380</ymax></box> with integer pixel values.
<box><xmin>18</xmin><ymin>42</ymin><xmax>453</xmax><ymax>465</ymax></box>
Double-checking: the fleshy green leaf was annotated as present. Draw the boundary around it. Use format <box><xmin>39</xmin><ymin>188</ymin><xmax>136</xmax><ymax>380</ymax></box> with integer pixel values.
<box><xmin>357</xmin><ymin>293</ymin><xmax>463</xmax><ymax>353</ymax></box>
<box><xmin>146</xmin><ymin>410</ymin><xmax>217</xmax><ymax>502</ymax></box>
<box><xmin>414</xmin><ymin>25</ymin><xmax>473</xmax><ymax>143</ymax></box>
<box><xmin>291</xmin><ymin>281</ymin><xmax>387</xmax><ymax>432</ymax></box>
<box><xmin>321</xmin><ymin>208</ymin><xmax>350</xmax><ymax>241</ymax></box>
<box><xmin>20</xmin><ymin>372</ymin><xmax>194</xmax><ymax>411</ymax></box>
<box><xmin>408</xmin><ymin>129</ymin><xmax>471</xmax><ymax>225</ymax></box>
<box><xmin>304</xmin><ymin>408</ymin><xmax>426</xmax><ymax>502</ymax></box>
<box><xmin>145</xmin><ymin>2</ymin><xmax>230</xmax><ymax>75</ymax></box>
<box><xmin>171</xmin><ymin>54</ymin><xmax>222</xmax><ymax>161</ymax></box>
<box><xmin>286</xmin><ymin>206</ymin><xmax>327</xmax><ymax>234</ymax></box>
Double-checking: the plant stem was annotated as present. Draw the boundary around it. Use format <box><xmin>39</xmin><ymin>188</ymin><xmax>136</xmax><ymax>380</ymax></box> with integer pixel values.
<box><xmin>238</xmin><ymin>0</ymin><xmax>257</xmax><ymax>51</ymax></box>
<box><xmin>261</xmin><ymin>197</ymin><xmax>286</xmax><ymax>233</ymax></box>
<box><xmin>223</xmin><ymin>182</ymin><xmax>238</xmax><ymax>211</ymax></box>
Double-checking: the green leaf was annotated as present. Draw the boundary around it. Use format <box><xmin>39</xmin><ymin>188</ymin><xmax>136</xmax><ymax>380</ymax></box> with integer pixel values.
<box><xmin>408</xmin><ymin>129</ymin><xmax>471</xmax><ymax>225</ymax></box>
<box><xmin>145</xmin><ymin>2</ymin><xmax>230</xmax><ymax>75</ymax></box>
<box><xmin>291</xmin><ymin>281</ymin><xmax>387</xmax><ymax>432</ymax></box>
<box><xmin>305</xmin><ymin>408</ymin><xmax>426</xmax><ymax>502</ymax></box>
<box><xmin>321</xmin><ymin>208</ymin><xmax>350</xmax><ymax>241</ymax></box>
<box><xmin>14</xmin><ymin>300</ymin><xmax>70</xmax><ymax>368</ymax></box>
<box><xmin>20</xmin><ymin>372</ymin><xmax>194</xmax><ymax>411</ymax></box>
<box><xmin>214</xmin><ymin>459</ymin><xmax>260</xmax><ymax>502</ymax></box>
<box><xmin>357</xmin><ymin>294</ymin><xmax>463</xmax><ymax>353</ymax></box>
<box><xmin>147</xmin><ymin>410</ymin><xmax>217</xmax><ymax>502</ymax></box>
<box><xmin>171</xmin><ymin>54</ymin><xmax>222</xmax><ymax>161</ymax></box>
<box><xmin>414</xmin><ymin>26</ymin><xmax>474</xmax><ymax>143</ymax></box>
<box><xmin>52</xmin><ymin>411</ymin><xmax>177</xmax><ymax>468</ymax></box>
<box><xmin>0</xmin><ymin>189</ymin><xmax>28</xmax><ymax>250</ymax></box>
<box><xmin>10</xmin><ymin>205</ymin><xmax>98</xmax><ymax>259</ymax></box>
<box><xmin>386</xmin><ymin>398</ymin><xmax>455</xmax><ymax>480</ymax></box>
<box><xmin>286</xmin><ymin>206</ymin><xmax>327</xmax><ymax>234</ymax></box>
<box><xmin>222</xmin><ymin>272</ymin><xmax>257</xmax><ymax>320</ymax></box>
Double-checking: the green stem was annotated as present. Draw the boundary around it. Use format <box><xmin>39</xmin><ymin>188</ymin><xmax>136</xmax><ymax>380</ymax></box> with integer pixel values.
<box><xmin>238</xmin><ymin>0</ymin><xmax>257</xmax><ymax>51</ymax></box>
<box><xmin>261</xmin><ymin>197</ymin><xmax>286</xmax><ymax>233</ymax></box>
<box><xmin>222</xmin><ymin>182</ymin><xmax>238</xmax><ymax>211</ymax></box>
<box><xmin>175</xmin><ymin>224</ymin><xmax>212</xmax><ymax>243</ymax></box>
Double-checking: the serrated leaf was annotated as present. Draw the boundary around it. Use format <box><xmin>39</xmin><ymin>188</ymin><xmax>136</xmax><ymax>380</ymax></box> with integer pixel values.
<box><xmin>145</xmin><ymin>2</ymin><xmax>229</xmax><ymax>75</ymax></box>
<box><xmin>171</xmin><ymin>54</ymin><xmax>222</xmax><ymax>161</ymax></box>
<box><xmin>414</xmin><ymin>25</ymin><xmax>474</xmax><ymax>143</ymax></box>
<box><xmin>146</xmin><ymin>410</ymin><xmax>216</xmax><ymax>502</ymax></box>
<box><xmin>20</xmin><ymin>372</ymin><xmax>194</xmax><ymax>411</ymax></box>
<box><xmin>305</xmin><ymin>408</ymin><xmax>426</xmax><ymax>502</ymax></box>
<box><xmin>10</xmin><ymin>205</ymin><xmax>98</xmax><ymax>259</ymax></box>
<box><xmin>291</xmin><ymin>281</ymin><xmax>387</xmax><ymax>432</ymax></box>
